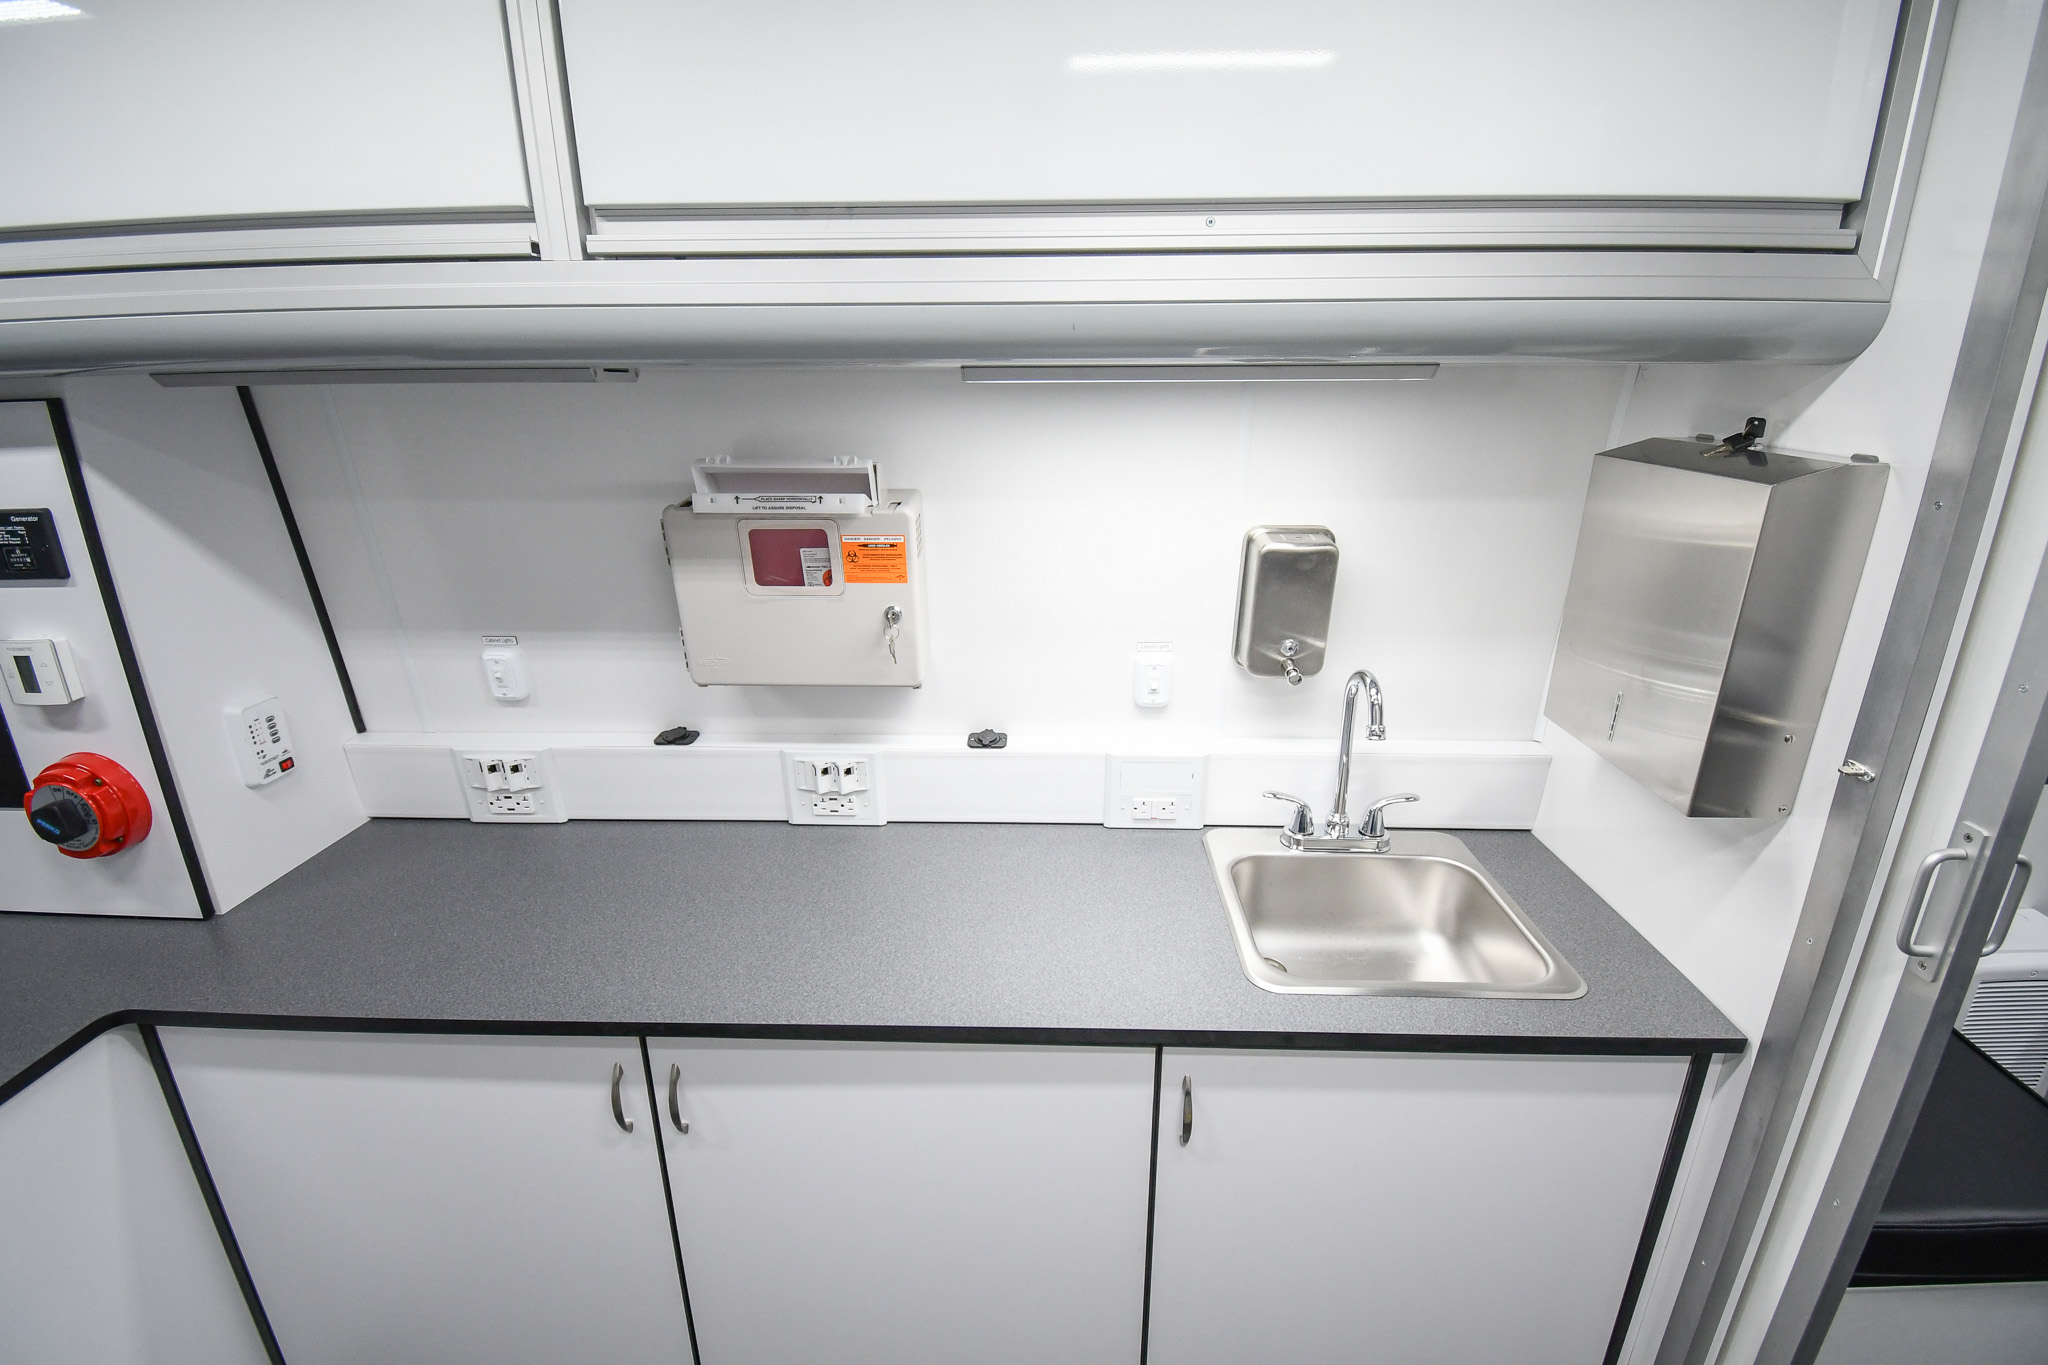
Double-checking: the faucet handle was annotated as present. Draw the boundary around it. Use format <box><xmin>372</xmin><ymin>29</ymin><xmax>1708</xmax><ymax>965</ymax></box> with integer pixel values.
<box><xmin>1358</xmin><ymin>792</ymin><xmax>1419</xmax><ymax>839</ymax></box>
<box><xmin>1262</xmin><ymin>791</ymin><xmax>1316</xmax><ymax>838</ymax></box>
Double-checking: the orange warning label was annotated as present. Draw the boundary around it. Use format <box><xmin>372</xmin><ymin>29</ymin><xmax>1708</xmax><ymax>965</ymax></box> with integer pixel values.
<box><xmin>840</xmin><ymin>535</ymin><xmax>908</xmax><ymax>584</ymax></box>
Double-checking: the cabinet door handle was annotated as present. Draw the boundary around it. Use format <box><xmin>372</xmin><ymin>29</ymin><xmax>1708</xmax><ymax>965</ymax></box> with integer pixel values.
<box><xmin>610</xmin><ymin>1062</ymin><xmax>634</xmax><ymax>1133</ymax></box>
<box><xmin>667</xmin><ymin>1063</ymin><xmax>690</xmax><ymax>1134</ymax></box>
<box><xmin>1179</xmin><ymin>1075</ymin><xmax>1193</xmax><ymax>1147</ymax></box>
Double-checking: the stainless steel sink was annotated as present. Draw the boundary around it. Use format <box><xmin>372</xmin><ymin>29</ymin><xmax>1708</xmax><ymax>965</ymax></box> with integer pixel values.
<box><xmin>1203</xmin><ymin>827</ymin><xmax>1587</xmax><ymax>998</ymax></box>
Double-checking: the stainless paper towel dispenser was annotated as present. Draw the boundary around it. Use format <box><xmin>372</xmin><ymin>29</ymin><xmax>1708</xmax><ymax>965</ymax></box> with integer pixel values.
<box><xmin>1544</xmin><ymin>437</ymin><xmax>1884</xmax><ymax>818</ymax></box>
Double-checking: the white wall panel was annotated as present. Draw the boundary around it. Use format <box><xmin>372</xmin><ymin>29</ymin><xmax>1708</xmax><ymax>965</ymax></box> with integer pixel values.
<box><xmin>0</xmin><ymin>0</ymin><xmax>529</xmax><ymax>231</ymax></box>
<box><xmin>0</xmin><ymin>405</ymin><xmax>203</xmax><ymax>918</ymax></box>
<box><xmin>256</xmin><ymin>363</ymin><xmax>1622</xmax><ymax>767</ymax></box>
<box><xmin>562</xmin><ymin>0</ymin><xmax>1897</xmax><ymax>207</ymax></box>
<box><xmin>62</xmin><ymin>377</ymin><xmax>365</xmax><ymax>911</ymax></box>
<box><xmin>0</xmin><ymin>1028</ymin><xmax>269</xmax><ymax>1365</ymax></box>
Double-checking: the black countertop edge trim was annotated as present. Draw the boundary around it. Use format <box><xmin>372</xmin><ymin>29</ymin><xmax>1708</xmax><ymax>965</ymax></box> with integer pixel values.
<box><xmin>2</xmin><ymin>1009</ymin><xmax>1747</xmax><ymax>1103</ymax></box>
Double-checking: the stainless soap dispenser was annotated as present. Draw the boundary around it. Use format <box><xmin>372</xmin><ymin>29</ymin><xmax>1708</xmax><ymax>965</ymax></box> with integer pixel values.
<box><xmin>1233</xmin><ymin>526</ymin><xmax>1339</xmax><ymax>685</ymax></box>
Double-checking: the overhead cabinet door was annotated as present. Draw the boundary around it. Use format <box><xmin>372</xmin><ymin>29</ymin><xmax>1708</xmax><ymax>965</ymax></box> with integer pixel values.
<box><xmin>561</xmin><ymin>0</ymin><xmax>1900</xmax><ymax>209</ymax></box>
<box><xmin>1148</xmin><ymin>1049</ymin><xmax>1691</xmax><ymax>1365</ymax></box>
<box><xmin>0</xmin><ymin>0</ymin><xmax>530</xmax><ymax>232</ymax></box>
<box><xmin>160</xmin><ymin>1030</ymin><xmax>691</xmax><ymax>1365</ymax></box>
<box><xmin>649</xmin><ymin>1040</ymin><xmax>1155</xmax><ymax>1365</ymax></box>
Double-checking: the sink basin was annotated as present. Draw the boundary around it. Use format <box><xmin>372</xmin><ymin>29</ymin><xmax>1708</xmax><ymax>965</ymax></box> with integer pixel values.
<box><xmin>1203</xmin><ymin>827</ymin><xmax>1587</xmax><ymax>998</ymax></box>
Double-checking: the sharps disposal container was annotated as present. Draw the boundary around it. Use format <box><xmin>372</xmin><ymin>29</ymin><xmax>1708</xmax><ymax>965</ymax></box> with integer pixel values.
<box><xmin>1544</xmin><ymin>437</ymin><xmax>1884</xmax><ymax>818</ymax></box>
<box><xmin>661</xmin><ymin>458</ymin><xmax>926</xmax><ymax>686</ymax></box>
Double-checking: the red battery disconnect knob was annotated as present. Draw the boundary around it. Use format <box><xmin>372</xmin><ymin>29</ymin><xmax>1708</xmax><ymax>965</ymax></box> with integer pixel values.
<box><xmin>24</xmin><ymin>752</ymin><xmax>152</xmax><ymax>859</ymax></box>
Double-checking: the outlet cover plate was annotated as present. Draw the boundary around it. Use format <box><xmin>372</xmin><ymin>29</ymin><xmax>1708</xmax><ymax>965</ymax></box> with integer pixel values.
<box><xmin>783</xmin><ymin>751</ymin><xmax>884</xmax><ymax>825</ymax></box>
<box><xmin>454</xmin><ymin>749</ymin><xmax>568</xmax><ymax>823</ymax></box>
<box><xmin>1105</xmin><ymin>755</ymin><xmax>1205</xmax><ymax>829</ymax></box>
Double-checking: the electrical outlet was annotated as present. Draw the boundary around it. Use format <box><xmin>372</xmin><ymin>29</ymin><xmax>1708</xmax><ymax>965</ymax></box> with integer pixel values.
<box><xmin>783</xmin><ymin>752</ymin><xmax>884</xmax><ymax>825</ymax></box>
<box><xmin>1105</xmin><ymin>756</ymin><xmax>1204</xmax><ymax>829</ymax></box>
<box><xmin>455</xmin><ymin>750</ymin><xmax>567</xmax><ymax>823</ymax></box>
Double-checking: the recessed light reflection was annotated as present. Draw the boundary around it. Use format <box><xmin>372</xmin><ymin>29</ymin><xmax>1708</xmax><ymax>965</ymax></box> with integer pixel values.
<box><xmin>0</xmin><ymin>0</ymin><xmax>85</xmax><ymax>23</ymax></box>
<box><xmin>1068</xmin><ymin>50</ymin><xmax>1335</xmax><ymax>74</ymax></box>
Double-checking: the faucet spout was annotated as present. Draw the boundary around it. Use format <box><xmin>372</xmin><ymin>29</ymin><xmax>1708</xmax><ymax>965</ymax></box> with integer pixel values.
<box><xmin>1326</xmin><ymin>669</ymin><xmax>1386</xmax><ymax>837</ymax></box>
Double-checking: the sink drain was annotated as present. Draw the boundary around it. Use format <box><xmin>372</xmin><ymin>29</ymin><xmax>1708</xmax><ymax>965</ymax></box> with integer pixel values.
<box><xmin>1263</xmin><ymin>957</ymin><xmax>1289</xmax><ymax>973</ymax></box>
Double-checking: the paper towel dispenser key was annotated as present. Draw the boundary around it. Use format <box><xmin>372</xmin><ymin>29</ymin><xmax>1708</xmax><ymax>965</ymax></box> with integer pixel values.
<box><xmin>661</xmin><ymin>458</ymin><xmax>926</xmax><ymax>687</ymax></box>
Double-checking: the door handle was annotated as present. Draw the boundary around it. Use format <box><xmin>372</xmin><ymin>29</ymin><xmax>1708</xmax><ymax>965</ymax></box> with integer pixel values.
<box><xmin>1982</xmin><ymin>855</ymin><xmax>2036</xmax><ymax>956</ymax></box>
<box><xmin>1179</xmin><ymin>1075</ymin><xmax>1193</xmax><ymax>1147</ymax></box>
<box><xmin>667</xmin><ymin>1063</ymin><xmax>690</xmax><ymax>1134</ymax></box>
<box><xmin>1897</xmin><ymin>847</ymin><xmax>1972</xmax><ymax>957</ymax></box>
<box><xmin>610</xmin><ymin>1061</ymin><xmax>634</xmax><ymax>1133</ymax></box>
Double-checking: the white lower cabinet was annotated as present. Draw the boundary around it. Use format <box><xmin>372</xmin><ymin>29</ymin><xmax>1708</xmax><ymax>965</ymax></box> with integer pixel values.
<box><xmin>648</xmin><ymin>1040</ymin><xmax>1156</xmax><ymax>1365</ymax></box>
<box><xmin>1147</xmin><ymin>1049</ymin><xmax>1691</xmax><ymax>1365</ymax></box>
<box><xmin>0</xmin><ymin>1027</ymin><xmax>268</xmax><ymax>1365</ymax></box>
<box><xmin>159</xmin><ymin>1029</ymin><xmax>691</xmax><ymax>1365</ymax></box>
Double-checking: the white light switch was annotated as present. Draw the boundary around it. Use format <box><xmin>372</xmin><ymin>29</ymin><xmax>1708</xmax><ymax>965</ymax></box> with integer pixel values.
<box><xmin>2</xmin><ymin>637</ymin><xmax>82</xmax><ymax>706</ymax></box>
<box><xmin>482</xmin><ymin>645</ymin><xmax>531</xmax><ymax>701</ymax></box>
<box><xmin>229</xmin><ymin>697</ymin><xmax>295</xmax><ymax>786</ymax></box>
<box><xmin>1133</xmin><ymin>642</ymin><xmax>1173</xmax><ymax>709</ymax></box>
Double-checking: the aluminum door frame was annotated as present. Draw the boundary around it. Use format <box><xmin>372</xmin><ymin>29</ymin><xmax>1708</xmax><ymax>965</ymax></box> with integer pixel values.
<box><xmin>1762</xmin><ymin>477</ymin><xmax>2048</xmax><ymax>1363</ymax></box>
<box><xmin>1658</xmin><ymin>0</ymin><xmax>2048</xmax><ymax>1358</ymax></box>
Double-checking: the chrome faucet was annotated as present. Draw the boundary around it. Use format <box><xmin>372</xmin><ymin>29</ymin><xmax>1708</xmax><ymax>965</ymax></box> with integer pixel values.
<box><xmin>1326</xmin><ymin>669</ymin><xmax>1385</xmax><ymax>837</ymax></box>
<box><xmin>1261</xmin><ymin>668</ymin><xmax>1418</xmax><ymax>852</ymax></box>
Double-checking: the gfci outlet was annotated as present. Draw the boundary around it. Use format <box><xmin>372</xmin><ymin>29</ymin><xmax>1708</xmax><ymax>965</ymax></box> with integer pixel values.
<box><xmin>454</xmin><ymin>750</ymin><xmax>567</xmax><ymax>824</ymax></box>
<box><xmin>1105</xmin><ymin>756</ymin><xmax>1205</xmax><ymax>829</ymax></box>
<box><xmin>783</xmin><ymin>752</ymin><xmax>883</xmax><ymax>825</ymax></box>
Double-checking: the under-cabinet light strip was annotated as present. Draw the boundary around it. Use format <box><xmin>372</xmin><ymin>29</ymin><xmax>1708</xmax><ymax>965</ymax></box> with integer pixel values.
<box><xmin>959</xmin><ymin>363</ymin><xmax>1439</xmax><ymax>384</ymax></box>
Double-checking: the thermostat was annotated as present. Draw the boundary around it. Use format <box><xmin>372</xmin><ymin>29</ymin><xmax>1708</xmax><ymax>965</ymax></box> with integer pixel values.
<box><xmin>2</xmin><ymin>638</ymin><xmax>83</xmax><ymax>706</ymax></box>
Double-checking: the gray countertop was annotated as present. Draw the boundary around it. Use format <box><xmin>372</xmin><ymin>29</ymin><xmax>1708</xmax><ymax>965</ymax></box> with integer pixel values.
<box><xmin>0</xmin><ymin>820</ymin><xmax>1743</xmax><ymax>1098</ymax></box>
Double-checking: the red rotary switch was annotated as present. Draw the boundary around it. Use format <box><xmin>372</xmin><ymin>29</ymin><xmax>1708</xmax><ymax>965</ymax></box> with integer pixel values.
<box><xmin>24</xmin><ymin>752</ymin><xmax>152</xmax><ymax>859</ymax></box>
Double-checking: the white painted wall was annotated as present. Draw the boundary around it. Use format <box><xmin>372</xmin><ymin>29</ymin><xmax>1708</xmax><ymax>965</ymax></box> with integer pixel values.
<box><xmin>256</xmin><ymin>363</ymin><xmax>1622</xmax><ymax>744</ymax></box>
<box><xmin>59</xmin><ymin>377</ymin><xmax>366</xmax><ymax>911</ymax></box>
<box><xmin>0</xmin><ymin>1027</ymin><xmax>269</xmax><ymax>1365</ymax></box>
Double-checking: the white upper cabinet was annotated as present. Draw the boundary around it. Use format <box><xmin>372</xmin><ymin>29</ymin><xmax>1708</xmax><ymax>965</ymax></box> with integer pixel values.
<box><xmin>0</xmin><ymin>0</ymin><xmax>530</xmax><ymax>231</ymax></box>
<box><xmin>560</xmin><ymin>0</ymin><xmax>1900</xmax><ymax>209</ymax></box>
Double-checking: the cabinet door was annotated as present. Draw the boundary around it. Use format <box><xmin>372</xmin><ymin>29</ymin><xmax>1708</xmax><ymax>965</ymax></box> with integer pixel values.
<box><xmin>0</xmin><ymin>1028</ymin><xmax>268</xmax><ymax>1365</ymax></box>
<box><xmin>160</xmin><ymin>1029</ymin><xmax>690</xmax><ymax>1365</ymax></box>
<box><xmin>561</xmin><ymin>0</ymin><xmax>1896</xmax><ymax>208</ymax></box>
<box><xmin>650</xmin><ymin>1040</ymin><xmax>1154</xmax><ymax>1365</ymax></box>
<box><xmin>0</xmin><ymin>0</ymin><xmax>528</xmax><ymax>232</ymax></box>
<box><xmin>1149</xmin><ymin>1050</ymin><xmax>1690</xmax><ymax>1365</ymax></box>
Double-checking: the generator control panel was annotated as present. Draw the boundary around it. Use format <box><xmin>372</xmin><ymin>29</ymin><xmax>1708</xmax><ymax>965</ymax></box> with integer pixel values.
<box><xmin>0</xmin><ymin>508</ymin><xmax>68</xmax><ymax>580</ymax></box>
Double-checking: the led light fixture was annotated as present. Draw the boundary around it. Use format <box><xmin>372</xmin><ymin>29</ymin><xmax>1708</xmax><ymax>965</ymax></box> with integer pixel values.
<box><xmin>1068</xmin><ymin>50</ymin><xmax>1335</xmax><ymax>74</ymax></box>
<box><xmin>0</xmin><ymin>1</ymin><xmax>85</xmax><ymax>24</ymax></box>
<box><xmin>960</xmin><ymin>363</ymin><xmax>1437</xmax><ymax>384</ymax></box>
